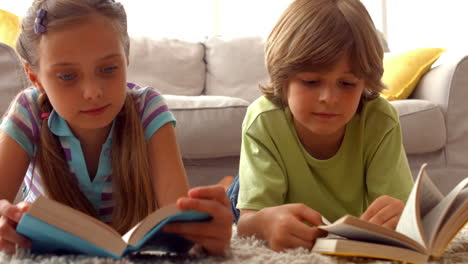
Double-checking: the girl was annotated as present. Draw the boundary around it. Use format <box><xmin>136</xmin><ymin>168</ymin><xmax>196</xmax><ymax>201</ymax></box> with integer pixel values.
<box><xmin>0</xmin><ymin>0</ymin><xmax>232</xmax><ymax>256</ymax></box>
<box><xmin>228</xmin><ymin>0</ymin><xmax>414</xmax><ymax>252</ymax></box>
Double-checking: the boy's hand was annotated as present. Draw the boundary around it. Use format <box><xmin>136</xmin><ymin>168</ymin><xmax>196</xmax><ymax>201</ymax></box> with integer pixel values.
<box><xmin>0</xmin><ymin>200</ymin><xmax>31</xmax><ymax>254</ymax></box>
<box><xmin>361</xmin><ymin>195</ymin><xmax>404</xmax><ymax>230</ymax></box>
<box><xmin>163</xmin><ymin>185</ymin><xmax>233</xmax><ymax>256</ymax></box>
<box><xmin>257</xmin><ymin>204</ymin><xmax>326</xmax><ymax>251</ymax></box>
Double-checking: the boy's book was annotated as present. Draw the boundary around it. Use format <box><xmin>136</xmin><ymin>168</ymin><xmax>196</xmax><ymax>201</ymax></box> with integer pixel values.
<box><xmin>16</xmin><ymin>196</ymin><xmax>212</xmax><ymax>258</ymax></box>
<box><xmin>312</xmin><ymin>163</ymin><xmax>468</xmax><ymax>264</ymax></box>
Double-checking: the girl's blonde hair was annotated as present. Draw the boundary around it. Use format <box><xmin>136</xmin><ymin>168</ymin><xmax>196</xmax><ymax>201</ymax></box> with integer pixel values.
<box><xmin>16</xmin><ymin>0</ymin><xmax>154</xmax><ymax>234</ymax></box>
<box><xmin>262</xmin><ymin>0</ymin><xmax>385</xmax><ymax>107</ymax></box>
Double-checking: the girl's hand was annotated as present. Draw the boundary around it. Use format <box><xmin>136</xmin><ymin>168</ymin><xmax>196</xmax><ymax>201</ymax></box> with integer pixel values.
<box><xmin>361</xmin><ymin>195</ymin><xmax>404</xmax><ymax>230</ymax></box>
<box><xmin>163</xmin><ymin>185</ymin><xmax>233</xmax><ymax>256</ymax></box>
<box><xmin>0</xmin><ymin>200</ymin><xmax>31</xmax><ymax>254</ymax></box>
<box><xmin>257</xmin><ymin>204</ymin><xmax>326</xmax><ymax>252</ymax></box>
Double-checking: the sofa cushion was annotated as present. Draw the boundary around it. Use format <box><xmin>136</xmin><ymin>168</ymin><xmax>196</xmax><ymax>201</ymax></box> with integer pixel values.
<box><xmin>204</xmin><ymin>37</ymin><xmax>267</xmax><ymax>102</ymax></box>
<box><xmin>164</xmin><ymin>95</ymin><xmax>249</xmax><ymax>159</ymax></box>
<box><xmin>0</xmin><ymin>9</ymin><xmax>20</xmax><ymax>48</ymax></box>
<box><xmin>390</xmin><ymin>99</ymin><xmax>446</xmax><ymax>154</ymax></box>
<box><xmin>0</xmin><ymin>42</ymin><xmax>28</xmax><ymax>115</ymax></box>
<box><xmin>128</xmin><ymin>38</ymin><xmax>205</xmax><ymax>96</ymax></box>
<box><xmin>381</xmin><ymin>48</ymin><xmax>446</xmax><ymax>101</ymax></box>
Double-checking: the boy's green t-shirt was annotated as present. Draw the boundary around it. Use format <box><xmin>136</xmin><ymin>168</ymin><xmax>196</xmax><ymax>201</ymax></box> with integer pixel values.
<box><xmin>237</xmin><ymin>96</ymin><xmax>414</xmax><ymax>222</ymax></box>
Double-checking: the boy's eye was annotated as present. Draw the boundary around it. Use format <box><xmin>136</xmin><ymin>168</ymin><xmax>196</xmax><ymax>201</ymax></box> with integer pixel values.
<box><xmin>339</xmin><ymin>80</ymin><xmax>356</xmax><ymax>87</ymax></box>
<box><xmin>57</xmin><ymin>73</ymin><xmax>76</xmax><ymax>81</ymax></box>
<box><xmin>101</xmin><ymin>66</ymin><xmax>118</xmax><ymax>73</ymax></box>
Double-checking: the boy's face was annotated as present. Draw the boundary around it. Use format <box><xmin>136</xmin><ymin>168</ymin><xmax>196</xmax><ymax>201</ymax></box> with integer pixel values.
<box><xmin>287</xmin><ymin>55</ymin><xmax>365</xmax><ymax>145</ymax></box>
<box><xmin>28</xmin><ymin>14</ymin><xmax>128</xmax><ymax>138</ymax></box>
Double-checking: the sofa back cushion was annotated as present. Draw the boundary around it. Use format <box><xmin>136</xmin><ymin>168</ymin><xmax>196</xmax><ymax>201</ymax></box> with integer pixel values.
<box><xmin>204</xmin><ymin>37</ymin><xmax>267</xmax><ymax>102</ymax></box>
<box><xmin>0</xmin><ymin>42</ymin><xmax>28</xmax><ymax>115</ymax></box>
<box><xmin>164</xmin><ymin>94</ymin><xmax>249</xmax><ymax>159</ymax></box>
<box><xmin>128</xmin><ymin>38</ymin><xmax>205</xmax><ymax>96</ymax></box>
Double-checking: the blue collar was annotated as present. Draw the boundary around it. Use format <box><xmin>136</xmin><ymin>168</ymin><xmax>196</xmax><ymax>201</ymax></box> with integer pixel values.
<box><xmin>47</xmin><ymin>110</ymin><xmax>116</xmax><ymax>141</ymax></box>
<box><xmin>47</xmin><ymin>110</ymin><xmax>74</xmax><ymax>137</ymax></box>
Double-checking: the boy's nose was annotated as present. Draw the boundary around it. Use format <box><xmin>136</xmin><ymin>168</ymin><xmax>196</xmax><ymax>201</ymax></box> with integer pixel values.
<box><xmin>318</xmin><ymin>86</ymin><xmax>336</xmax><ymax>103</ymax></box>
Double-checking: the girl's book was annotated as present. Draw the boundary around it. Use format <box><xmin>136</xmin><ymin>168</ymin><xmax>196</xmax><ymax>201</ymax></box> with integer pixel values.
<box><xmin>312</xmin><ymin>163</ymin><xmax>468</xmax><ymax>264</ymax></box>
<box><xmin>16</xmin><ymin>196</ymin><xmax>212</xmax><ymax>258</ymax></box>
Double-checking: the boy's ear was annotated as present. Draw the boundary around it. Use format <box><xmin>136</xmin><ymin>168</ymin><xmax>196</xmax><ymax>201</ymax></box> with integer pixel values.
<box><xmin>24</xmin><ymin>64</ymin><xmax>45</xmax><ymax>92</ymax></box>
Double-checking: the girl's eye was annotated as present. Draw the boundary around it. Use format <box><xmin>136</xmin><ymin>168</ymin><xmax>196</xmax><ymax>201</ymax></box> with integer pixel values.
<box><xmin>101</xmin><ymin>66</ymin><xmax>118</xmax><ymax>73</ymax></box>
<box><xmin>58</xmin><ymin>73</ymin><xmax>76</xmax><ymax>81</ymax></box>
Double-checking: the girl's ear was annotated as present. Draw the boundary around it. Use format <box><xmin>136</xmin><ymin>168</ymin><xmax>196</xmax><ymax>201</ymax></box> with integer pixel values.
<box><xmin>24</xmin><ymin>64</ymin><xmax>45</xmax><ymax>92</ymax></box>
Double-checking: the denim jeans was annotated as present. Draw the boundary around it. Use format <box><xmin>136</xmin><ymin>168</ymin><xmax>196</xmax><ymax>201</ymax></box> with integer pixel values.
<box><xmin>226</xmin><ymin>174</ymin><xmax>240</xmax><ymax>223</ymax></box>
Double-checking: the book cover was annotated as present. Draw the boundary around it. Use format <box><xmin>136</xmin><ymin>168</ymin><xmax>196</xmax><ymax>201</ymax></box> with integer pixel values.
<box><xmin>16</xmin><ymin>196</ymin><xmax>212</xmax><ymax>258</ymax></box>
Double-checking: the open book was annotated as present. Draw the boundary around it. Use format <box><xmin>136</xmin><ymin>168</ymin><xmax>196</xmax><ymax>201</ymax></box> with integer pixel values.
<box><xmin>312</xmin><ymin>163</ymin><xmax>468</xmax><ymax>264</ymax></box>
<box><xmin>16</xmin><ymin>196</ymin><xmax>212</xmax><ymax>258</ymax></box>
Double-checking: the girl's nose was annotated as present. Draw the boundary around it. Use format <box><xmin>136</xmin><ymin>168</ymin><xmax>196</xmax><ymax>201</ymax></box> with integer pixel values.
<box><xmin>83</xmin><ymin>84</ymin><xmax>103</xmax><ymax>101</ymax></box>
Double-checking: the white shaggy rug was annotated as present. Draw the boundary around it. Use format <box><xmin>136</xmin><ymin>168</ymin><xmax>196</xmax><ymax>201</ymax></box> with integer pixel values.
<box><xmin>1</xmin><ymin>226</ymin><xmax>467</xmax><ymax>264</ymax></box>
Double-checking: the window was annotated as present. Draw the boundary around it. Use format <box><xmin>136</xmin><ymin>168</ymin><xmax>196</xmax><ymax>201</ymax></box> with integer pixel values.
<box><xmin>3</xmin><ymin>0</ymin><xmax>467</xmax><ymax>51</ymax></box>
<box><xmin>122</xmin><ymin>0</ymin><xmax>292</xmax><ymax>41</ymax></box>
<box><xmin>2</xmin><ymin>0</ymin><xmax>292</xmax><ymax>41</ymax></box>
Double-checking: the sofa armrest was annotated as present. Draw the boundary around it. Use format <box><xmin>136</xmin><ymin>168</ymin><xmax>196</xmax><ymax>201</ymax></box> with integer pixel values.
<box><xmin>411</xmin><ymin>52</ymin><xmax>468</xmax><ymax>168</ymax></box>
<box><xmin>411</xmin><ymin>52</ymin><xmax>468</xmax><ymax>111</ymax></box>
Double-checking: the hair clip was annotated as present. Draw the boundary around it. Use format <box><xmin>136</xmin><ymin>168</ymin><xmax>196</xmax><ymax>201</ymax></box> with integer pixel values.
<box><xmin>40</xmin><ymin>112</ymin><xmax>50</xmax><ymax>120</ymax></box>
<box><xmin>34</xmin><ymin>8</ymin><xmax>47</xmax><ymax>34</ymax></box>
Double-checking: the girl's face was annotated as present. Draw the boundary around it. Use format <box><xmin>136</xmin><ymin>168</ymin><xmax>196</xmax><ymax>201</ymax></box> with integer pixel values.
<box><xmin>287</xmin><ymin>55</ymin><xmax>365</xmax><ymax>143</ymax></box>
<box><xmin>30</xmin><ymin>14</ymin><xmax>127</xmax><ymax>137</ymax></box>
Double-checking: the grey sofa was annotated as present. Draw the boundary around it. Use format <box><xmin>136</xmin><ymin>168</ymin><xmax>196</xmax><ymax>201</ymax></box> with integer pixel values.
<box><xmin>1</xmin><ymin>37</ymin><xmax>467</xmax><ymax>196</ymax></box>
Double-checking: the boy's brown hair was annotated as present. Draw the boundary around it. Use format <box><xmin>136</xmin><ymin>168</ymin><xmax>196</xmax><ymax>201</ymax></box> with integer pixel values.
<box><xmin>261</xmin><ymin>0</ymin><xmax>385</xmax><ymax>107</ymax></box>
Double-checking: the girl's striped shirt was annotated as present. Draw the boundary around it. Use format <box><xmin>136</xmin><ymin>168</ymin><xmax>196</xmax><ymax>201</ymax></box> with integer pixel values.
<box><xmin>0</xmin><ymin>82</ymin><xmax>175</xmax><ymax>223</ymax></box>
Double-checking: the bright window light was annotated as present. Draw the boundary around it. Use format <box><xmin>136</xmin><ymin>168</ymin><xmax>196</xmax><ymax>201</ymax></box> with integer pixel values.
<box><xmin>3</xmin><ymin>0</ymin><xmax>468</xmax><ymax>51</ymax></box>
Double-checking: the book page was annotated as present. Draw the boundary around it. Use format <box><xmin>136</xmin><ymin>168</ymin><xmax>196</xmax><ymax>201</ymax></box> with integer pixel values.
<box><xmin>319</xmin><ymin>215</ymin><xmax>426</xmax><ymax>253</ymax></box>
<box><xmin>321</xmin><ymin>215</ymin><xmax>332</xmax><ymax>225</ymax></box>
<box><xmin>431</xmin><ymin>200</ymin><xmax>468</xmax><ymax>257</ymax></box>
<box><xmin>422</xmin><ymin>178</ymin><xmax>468</xmax><ymax>248</ymax></box>
<box><xmin>395</xmin><ymin>164</ymin><xmax>429</xmax><ymax>250</ymax></box>
<box><xmin>418</xmin><ymin>170</ymin><xmax>445</xmax><ymax>218</ymax></box>
<box><xmin>27</xmin><ymin>196</ymin><xmax>126</xmax><ymax>254</ymax></box>
<box><xmin>312</xmin><ymin>238</ymin><xmax>429</xmax><ymax>264</ymax></box>
<box><xmin>124</xmin><ymin>207</ymin><xmax>212</xmax><ymax>252</ymax></box>
<box><xmin>123</xmin><ymin>204</ymin><xmax>181</xmax><ymax>244</ymax></box>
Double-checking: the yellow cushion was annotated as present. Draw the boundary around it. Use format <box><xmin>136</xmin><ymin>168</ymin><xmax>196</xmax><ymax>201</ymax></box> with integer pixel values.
<box><xmin>0</xmin><ymin>9</ymin><xmax>20</xmax><ymax>48</ymax></box>
<box><xmin>381</xmin><ymin>48</ymin><xmax>446</xmax><ymax>101</ymax></box>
